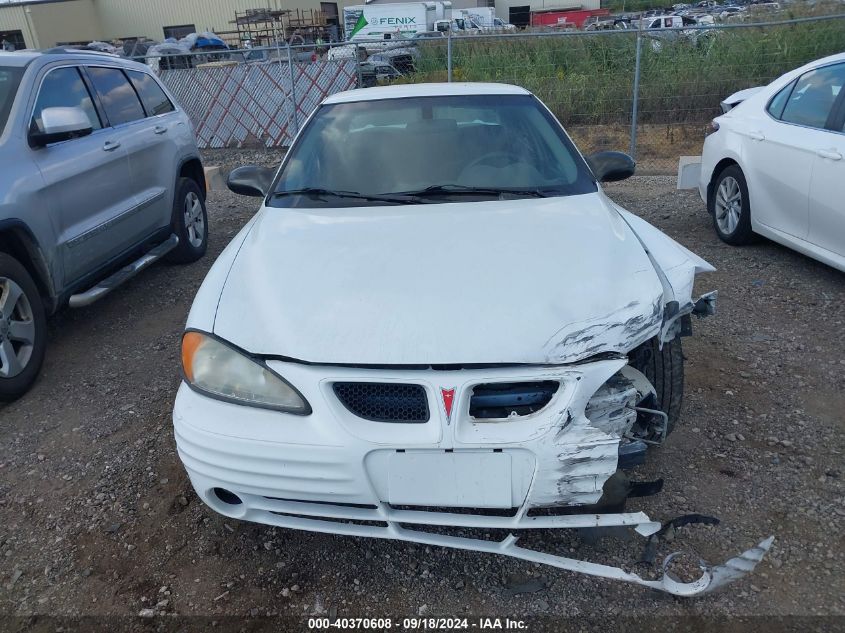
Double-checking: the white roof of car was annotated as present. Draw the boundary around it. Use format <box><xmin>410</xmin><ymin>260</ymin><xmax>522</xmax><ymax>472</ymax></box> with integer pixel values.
<box><xmin>323</xmin><ymin>82</ymin><xmax>531</xmax><ymax>105</ymax></box>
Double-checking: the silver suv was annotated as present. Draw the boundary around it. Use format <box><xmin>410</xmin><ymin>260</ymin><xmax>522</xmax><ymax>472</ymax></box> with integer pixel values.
<box><xmin>0</xmin><ymin>49</ymin><xmax>208</xmax><ymax>400</ymax></box>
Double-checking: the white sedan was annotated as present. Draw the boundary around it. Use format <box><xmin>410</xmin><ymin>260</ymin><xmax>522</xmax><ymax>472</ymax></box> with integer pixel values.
<box><xmin>697</xmin><ymin>53</ymin><xmax>845</xmax><ymax>271</ymax></box>
<box><xmin>174</xmin><ymin>83</ymin><xmax>771</xmax><ymax>595</ymax></box>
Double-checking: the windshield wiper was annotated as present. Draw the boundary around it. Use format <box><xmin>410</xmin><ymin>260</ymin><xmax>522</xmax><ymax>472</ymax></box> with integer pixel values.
<box><xmin>390</xmin><ymin>184</ymin><xmax>551</xmax><ymax>198</ymax></box>
<box><xmin>272</xmin><ymin>188</ymin><xmax>416</xmax><ymax>204</ymax></box>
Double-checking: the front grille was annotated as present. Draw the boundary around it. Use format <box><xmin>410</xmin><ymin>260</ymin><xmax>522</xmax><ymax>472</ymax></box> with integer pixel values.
<box><xmin>333</xmin><ymin>382</ymin><xmax>429</xmax><ymax>423</ymax></box>
<box><xmin>469</xmin><ymin>381</ymin><xmax>559</xmax><ymax>419</ymax></box>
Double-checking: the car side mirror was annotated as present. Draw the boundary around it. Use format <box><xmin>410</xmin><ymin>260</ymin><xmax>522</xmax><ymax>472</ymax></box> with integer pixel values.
<box><xmin>586</xmin><ymin>151</ymin><xmax>636</xmax><ymax>183</ymax></box>
<box><xmin>29</xmin><ymin>106</ymin><xmax>93</xmax><ymax>147</ymax></box>
<box><xmin>227</xmin><ymin>165</ymin><xmax>274</xmax><ymax>197</ymax></box>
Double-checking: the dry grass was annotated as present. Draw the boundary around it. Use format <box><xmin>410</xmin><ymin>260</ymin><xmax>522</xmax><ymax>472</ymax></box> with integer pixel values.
<box><xmin>569</xmin><ymin>123</ymin><xmax>709</xmax><ymax>173</ymax></box>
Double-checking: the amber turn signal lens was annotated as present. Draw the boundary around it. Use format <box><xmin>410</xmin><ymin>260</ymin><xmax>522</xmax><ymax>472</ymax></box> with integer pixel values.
<box><xmin>181</xmin><ymin>331</ymin><xmax>206</xmax><ymax>383</ymax></box>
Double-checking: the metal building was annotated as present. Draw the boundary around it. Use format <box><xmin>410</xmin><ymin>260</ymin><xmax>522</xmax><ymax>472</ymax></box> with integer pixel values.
<box><xmin>0</xmin><ymin>0</ymin><xmax>341</xmax><ymax>49</ymax></box>
<box><xmin>0</xmin><ymin>0</ymin><xmax>599</xmax><ymax>49</ymax></box>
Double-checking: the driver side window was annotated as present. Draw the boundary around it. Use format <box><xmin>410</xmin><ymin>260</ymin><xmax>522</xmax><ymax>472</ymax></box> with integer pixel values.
<box><xmin>31</xmin><ymin>67</ymin><xmax>102</xmax><ymax>134</ymax></box>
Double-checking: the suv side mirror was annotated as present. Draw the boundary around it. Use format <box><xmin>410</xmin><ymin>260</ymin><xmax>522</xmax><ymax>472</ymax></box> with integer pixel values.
<box><xmin>227</xmin><ymin>165</ymin><xmax>274</xmax><ymax>197</ymax></box>
<box><xmin>30</xmin><ymin>107</ymin><xmax>93</xmax><ymax>147</ymax></box>
<box><xmin>586</xmin><ymin>151</ymin><xmax>636</xmax><ymax>182</ymax></box>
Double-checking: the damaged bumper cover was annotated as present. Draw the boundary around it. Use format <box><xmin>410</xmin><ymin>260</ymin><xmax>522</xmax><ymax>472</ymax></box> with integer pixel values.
<box><xmin>183</xmin><ymin>466</ymin><xmax>774</xmax><ymax>596</ymax></box>
<box><xmin>174</xmin><ymin>352</ymin><xmax>771</xmax><ymax>596</ymax></box>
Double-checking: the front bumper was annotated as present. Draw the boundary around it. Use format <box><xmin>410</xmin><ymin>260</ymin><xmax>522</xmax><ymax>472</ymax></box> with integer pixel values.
<box><xmin>173</xmin><ymin>357</ymin><xmax>772</xmax><ymax>596</ymax></box>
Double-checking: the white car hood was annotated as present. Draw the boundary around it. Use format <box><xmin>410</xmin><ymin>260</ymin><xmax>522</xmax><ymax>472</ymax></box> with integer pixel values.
<box><xmin>213</xmin><ymin>193</ymin><xmax>668</xmax><ymax>365</ymax></box>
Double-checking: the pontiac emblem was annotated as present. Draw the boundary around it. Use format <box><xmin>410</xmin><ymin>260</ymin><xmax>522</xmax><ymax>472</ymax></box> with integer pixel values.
<box><xmin>441</xmin><ymin>387</ymin><xmax>456</xmax><ymax>424</ymax></box>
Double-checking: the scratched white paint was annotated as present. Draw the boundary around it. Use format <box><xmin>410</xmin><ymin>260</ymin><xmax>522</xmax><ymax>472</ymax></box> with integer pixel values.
<box><xmin>530</xmin><ymin>359</ymin><xmax>624</xmax><ymax>507</ymax></box>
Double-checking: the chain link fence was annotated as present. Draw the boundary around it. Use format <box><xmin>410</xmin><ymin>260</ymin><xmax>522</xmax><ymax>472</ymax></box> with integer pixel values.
<box><xmin>133</xmin><ymin>42</ymin><xmax>365</xmax><ymax>148</ymax></box>
<box><xmin>406</xmin><ymin>12</ymin><xmax>845</xmax><ymax>172</ymax></box>
<box><xmin>134</xmin><ymin>13</ymin><xmax>845</xmax><ymax>168</ymax></box>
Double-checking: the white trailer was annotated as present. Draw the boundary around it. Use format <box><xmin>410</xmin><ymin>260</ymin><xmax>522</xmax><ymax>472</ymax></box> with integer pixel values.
<box><xmin>344</xmin><ymin>2</ymin><xmax>452</xmax><ymax>41</ymax></box>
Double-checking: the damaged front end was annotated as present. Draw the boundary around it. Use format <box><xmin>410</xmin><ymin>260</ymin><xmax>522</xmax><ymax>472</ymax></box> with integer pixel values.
<box><xmin>176</xmin><ymin>191</ymin><xmax>773</xmax><ymax>596</ymax></box>
<box><xmin>176</xmin><ymin>347</ymin><xmax>773</xmax><ymax>597</ymax></box>
<box><xmin>496</xmin><ymin>348</ymin><xmax>774</xmax><ymax>597</ymax></box>
<box><xmin>511</xmin><ymin>203</ymin><xmax>772</xmax><ymax>595</ymax></box>
<box><xmin>446</xmin><ymin>202</ymin><xmax>774</xmax><ymax>595</ymax></box>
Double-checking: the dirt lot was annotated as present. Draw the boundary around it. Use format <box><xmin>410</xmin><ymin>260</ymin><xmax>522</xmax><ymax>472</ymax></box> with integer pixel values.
<box><xmin>1</xmin><ymin>152</ymin><xmax>843</xmax><ymax>631</ymax></box>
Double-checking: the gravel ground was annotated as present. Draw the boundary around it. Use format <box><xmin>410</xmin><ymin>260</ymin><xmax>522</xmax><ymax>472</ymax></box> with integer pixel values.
<box><xmin>1</xmin><ymin>152</ymin><xmax>843</xmax><ymax>630</ymax></box>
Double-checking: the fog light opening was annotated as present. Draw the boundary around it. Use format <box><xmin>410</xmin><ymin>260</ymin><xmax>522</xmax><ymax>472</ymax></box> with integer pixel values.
<box><xmin>213</xmin><ymin>488</ymin><xmax>243</xmax><ymax>506</ymax></box>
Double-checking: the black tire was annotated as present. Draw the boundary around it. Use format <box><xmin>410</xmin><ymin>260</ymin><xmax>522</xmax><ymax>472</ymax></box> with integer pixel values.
<box><xmin>629</xmin><ymin>335</ymin><xmax>684</xmax><ymax>438</ymax></box>
<box><xmin>166</xmin><ymin>177</ymin><xmax>208</xmax><ymax>264</ymax></box>
<box><xmin>0</xmin><ymin>253</ymin><xmax>47</xmax><ymax>402</ymax></box>
<box><xmin>709</xmin><ymin>164</ymin><xmax>755</xmax><ymax>246</ymax></box>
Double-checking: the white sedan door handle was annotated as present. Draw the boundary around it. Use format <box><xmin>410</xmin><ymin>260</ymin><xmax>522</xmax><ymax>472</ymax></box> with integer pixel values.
<box><xmin>154</xmin><ymin>125</ymin><xmax>167</xmax><ymax>135</ymax></box>
<box><xmin>747</xmin><ymin>131</ymin><xmax>765</xmax><ymax>141</ymax></box>
<box><xmin>817</xmin><ymin>149</ymin><xmax>842</xmax><ymax>161</ymax></box>
<box><xmin>102</xmin><ymin>140</ymin><xmax>121</xmax><ymax>152</ymax></box>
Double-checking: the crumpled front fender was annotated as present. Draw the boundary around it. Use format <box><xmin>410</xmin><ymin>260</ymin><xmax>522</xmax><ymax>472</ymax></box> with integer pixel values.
<box><xmin>611</xmin><ymin>200</ymin><xmax>717</xmax><ymax>342</ymax></box>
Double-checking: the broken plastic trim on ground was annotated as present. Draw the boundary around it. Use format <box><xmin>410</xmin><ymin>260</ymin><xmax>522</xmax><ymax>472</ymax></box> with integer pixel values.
<box><xmin>204</xmin><ymin>487</ymin><xmax>775</xmax><ymax>596</ymax></box>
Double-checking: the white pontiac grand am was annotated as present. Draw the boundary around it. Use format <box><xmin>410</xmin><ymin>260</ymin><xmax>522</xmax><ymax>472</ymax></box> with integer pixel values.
<box><xmin>174</xmin><ymin>83</ymin><xmax>771</xmax><ymax>595</ymax></box>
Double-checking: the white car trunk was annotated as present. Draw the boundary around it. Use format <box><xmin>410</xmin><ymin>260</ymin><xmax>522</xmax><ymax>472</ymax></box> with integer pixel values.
<box><xmin>213</xmin><ymin>193</ymin><xmax>665</xmax><ymax>364</ymax></box>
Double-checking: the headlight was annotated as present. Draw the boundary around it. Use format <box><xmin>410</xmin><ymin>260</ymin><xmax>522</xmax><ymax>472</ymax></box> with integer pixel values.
<box><xmin>181</xmin><ymin>331</ymin><xmax>310</xmax><ymax>414</ymax></box>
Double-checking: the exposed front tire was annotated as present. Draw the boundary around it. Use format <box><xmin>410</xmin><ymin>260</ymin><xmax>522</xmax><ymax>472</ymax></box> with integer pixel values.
<box><xmin>166</xmin><ymin>177</ymin><xmax>208</xmax><ymax>264</ymax></box>
<box><xmin>710</xmin><ymin>164</ymin><xmax>755</xmax><ymax>245</ymax></box>
<box><xmin>629</xmin><ymin>335</ymin><xmax>684</xmax><ymax>438</ymax></box>
<box><xmin>0</xmin><ymin>253</ymin><xmax>47</xmax><ymax>402</ymax></box>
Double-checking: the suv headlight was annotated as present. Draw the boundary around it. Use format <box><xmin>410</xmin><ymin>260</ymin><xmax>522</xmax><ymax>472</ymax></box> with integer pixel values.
<box><xmin>181</xmin><ymin>331</ymin><xmax>311</xmax><ymax>414</ymax></box>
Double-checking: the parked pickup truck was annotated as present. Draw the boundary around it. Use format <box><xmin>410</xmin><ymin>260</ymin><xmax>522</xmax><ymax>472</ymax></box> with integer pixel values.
<box><xmin>642</xmin><ymin>14</ymin><xmax>715</xmax><ymax>47</ymax></box>
<box><xmin>643</xmin><ymin>14</ymin><xmax>696</xmax><ymax>30</ymax></box>
<box><xmin>0</xmin><ymin>48</ymin><xmax>208</xmax><ymax>400</ymax></box>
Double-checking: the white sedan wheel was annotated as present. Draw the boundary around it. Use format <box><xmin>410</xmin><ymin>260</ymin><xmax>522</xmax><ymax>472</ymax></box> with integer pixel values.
<box><xmin>714</xmin><ymin>175</ymin><xmax>742</xmax><ymax>235</ymax></box>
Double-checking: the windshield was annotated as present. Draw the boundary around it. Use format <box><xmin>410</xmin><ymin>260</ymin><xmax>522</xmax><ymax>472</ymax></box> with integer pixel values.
<box><xmin>0</xmin><ymin>66</ymin><xmax>23</xmax><ymax>136</ymax></box>
<box><xmin>269</xmin><ymin>94</ymin><xmax>597</xmax><ymax>207</ymax></box>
